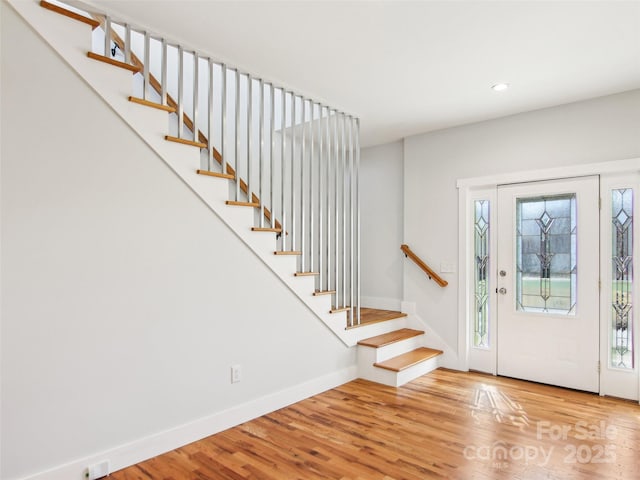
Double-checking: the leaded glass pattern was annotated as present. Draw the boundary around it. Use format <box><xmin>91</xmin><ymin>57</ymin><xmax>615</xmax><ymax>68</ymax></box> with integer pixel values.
<box><xmin>474</xmin><ymin>200</ymin><xmax>490</xmax><ymax>347</ymax></box>
<box><xmin>611</xmin><ymin>189</ymin><xmax>634</xmax><ymax>369</ymax></box>
<box><xmin>516</xmin><ymin>194</ymin><xmax>577</xmax><ymax>314</ymax></box>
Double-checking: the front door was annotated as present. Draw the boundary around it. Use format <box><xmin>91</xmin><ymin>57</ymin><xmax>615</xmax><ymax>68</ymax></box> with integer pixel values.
<box><xmin>496</xmin><ymin>176</ymin><xmax>600</xmax><ymax>392</ymax></box>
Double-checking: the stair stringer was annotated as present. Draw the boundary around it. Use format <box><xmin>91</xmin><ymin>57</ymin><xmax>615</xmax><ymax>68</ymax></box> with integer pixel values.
<box><xmin>8</xmin><ymin>0</ymin><xmax>351</xmax><ymax>343</ymax></box>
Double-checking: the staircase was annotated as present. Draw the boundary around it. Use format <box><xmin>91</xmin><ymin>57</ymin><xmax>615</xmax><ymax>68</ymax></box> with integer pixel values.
<box><xmin>13</xmin><ymin>0</ymin><xmax>444</xmax><ymax>387</ymax></box>
<box><xmin>357</xmin><ymin>323</ymin><xmax>443</xmax><ymax>387</ymax></box>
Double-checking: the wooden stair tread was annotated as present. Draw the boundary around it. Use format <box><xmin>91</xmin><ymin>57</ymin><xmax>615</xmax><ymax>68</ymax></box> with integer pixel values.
<box><xmin>346</xmin><ymin>308</ymin><xmax>408</xmax><ymax>330</ymax></box>
<box><xmin>129</xmin><ymin>96</ymin><xmax>176</xmax><ymax>113</ymax></box>
<box><xmin>361</xmin><ymin>308</ymin><xmax>408</xmax><ymax>323</ymax></box>
<box><xmin>374</xmin><ymin>347</ymin><xmax>443</xmax><ymax>372</ymax></box>
<box><xmin>294</xmin><ymin>272</ymin><xmax>319</xmax><ymax>277</ymax></box>
<box><xmin>165</xmin><ymin>135</ymin><xmax>207</xmax><ymax>148</ymax></box>
<box><xmin>313</xmin><ymin>290</ymin><xmax>335</xmax><ymax>296</ymax></box>
<box><xmin>330</xmin><ymin>306</ymin><xmax>350</xmax><ymax>314</ymax></box>
<box><xmin>226</xmin><ymin>201</ymin><xmax>259</xmax><ymax>207</ymax></box>
<box><xmin>40</xmin><ymin>0</ymin><xmax>100</xmax><ymax>29</ymax></box>
<box><xmin>87</xmin><ymin>52</ymin><xmax>141</xmax><ymax>73</ymax></box>
<box><xmin>358</xmin><ymin>328</ymin><xmax>424</xmax><ymax>348</ymax></box>
<box><xmin>274</xmin><ymin>251</ymin><xmax>302</xmax><ymax>256</ymax></box>
<box><xmin>196</xmin><ymin>169</ymin><xmax>234</xmax><ymax>180</ymax></box>
<box><xmin>251</xmin><ymin>227</ymin><xmax>282</xmax><ymax>233</ymax></box>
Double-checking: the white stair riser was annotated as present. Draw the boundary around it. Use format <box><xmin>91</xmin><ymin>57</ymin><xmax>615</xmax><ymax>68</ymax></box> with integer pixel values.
<box><xmin>376</xmin><ymin>335</ymin><xmax>424</xmax><ymax>363</ymax></box>
<box><xmin>341</xmin><ymin>317</ymin><xmax>408</xmax><ymax>347</ymax></box>
<box><xmin>357</xmin><ymin>335</ymin><xmax>424</xmax><ymax>368</ymax></box>
<box><xmin>359</xmin><ymin>365</ymin><xmax>399</xmax><ymax>387</ymax></box>
<box><xmin>359</xmin><ymin>356</ymin><xmax>440</xmax><ymax>387</ymax></box>
<box><xmin>395</xmin><ymin>357</ymin><xmax>439</xmax><ymax>387</ymax></box>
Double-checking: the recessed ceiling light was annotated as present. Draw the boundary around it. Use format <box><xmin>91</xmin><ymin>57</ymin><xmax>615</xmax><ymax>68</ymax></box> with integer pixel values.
<box><xmin>492</xmin><ymin>83</ymin><xmax>509</xmax><ymax>92</ymax></box>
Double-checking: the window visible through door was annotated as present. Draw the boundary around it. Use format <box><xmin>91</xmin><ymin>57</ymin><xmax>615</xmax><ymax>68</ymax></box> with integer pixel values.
<box><xmin>516</xmin><ymin>194</ymin><xmax>577</xmax><ymax>315</ymax></box>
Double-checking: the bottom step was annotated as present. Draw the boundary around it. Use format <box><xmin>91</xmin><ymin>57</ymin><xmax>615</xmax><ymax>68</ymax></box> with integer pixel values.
<box><xmin>374</xmin><ymin>347</ymin><xmax>443</xmax><ymax>372</ymax></box>
<box><xmin>359</xmin><ymin>347</ymin><xmax>443</xmax><ymax>387</ymax></box>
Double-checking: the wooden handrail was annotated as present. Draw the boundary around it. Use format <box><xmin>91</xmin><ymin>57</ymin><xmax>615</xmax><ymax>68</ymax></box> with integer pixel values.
<box><xmin>400</xmin><ymin>244</ymin><xmax>448</xmax><ymax>287</ymax></box>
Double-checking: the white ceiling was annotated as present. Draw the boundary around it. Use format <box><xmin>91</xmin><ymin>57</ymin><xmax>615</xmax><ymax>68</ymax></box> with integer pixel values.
<box><xmin>82</xmin><ymin>0</ymin><xmax>640</xmax><ymax>147</ymax></box>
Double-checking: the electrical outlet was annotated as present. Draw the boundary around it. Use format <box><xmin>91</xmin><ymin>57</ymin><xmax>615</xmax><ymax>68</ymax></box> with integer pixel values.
<box><xmin>231</xmin><ymin>364</ymin><xmax>241</xmax><ymax>383</ymax></box>
<box><xmin>85</xmin><ymin>460</ymin><xmax>109</xmax><ymax>480</ymax></box>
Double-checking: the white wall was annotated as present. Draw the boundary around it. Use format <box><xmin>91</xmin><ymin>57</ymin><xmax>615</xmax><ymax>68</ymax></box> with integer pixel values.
<box><xmin>360</xmin><ymin>141</ymin><xmax>404</xmax><ymax>310</ymax></box>
<box><xmin>404</xmin><ymin>89</ymin><xmax>640</xmax><ymax>359</ymax></box>
<box><xmin>0</xmin><ymin>7</ymin><xmax>354</xmax><ymax>479</ymax></box>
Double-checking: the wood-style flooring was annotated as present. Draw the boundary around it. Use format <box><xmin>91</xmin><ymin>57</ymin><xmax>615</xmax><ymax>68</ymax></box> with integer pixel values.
<box><xmin>110</xmin><ymin>369</ymin><xmax>640</xmax><ymax>479</ymax></box>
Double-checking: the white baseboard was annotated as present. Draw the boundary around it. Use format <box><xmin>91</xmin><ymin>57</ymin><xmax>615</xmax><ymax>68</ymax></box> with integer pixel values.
<box><xmin>361</xmin><ymin>295</ymin><xmax>402</xmax><ymax>311</ymax></box>
<box><xmin>19</xmin><ymin>366</ymin><xmax>358</xmax><ymax>480</ymax></box>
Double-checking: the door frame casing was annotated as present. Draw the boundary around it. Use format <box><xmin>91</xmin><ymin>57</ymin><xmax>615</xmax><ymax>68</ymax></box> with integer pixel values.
<box><xmin>457</xmin><ymin>157</ymin><xmax>640</xmax><ymax>400</ymax></box>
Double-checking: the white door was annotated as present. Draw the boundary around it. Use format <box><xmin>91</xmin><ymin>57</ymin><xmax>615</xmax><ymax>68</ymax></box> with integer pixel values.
<box><xmin>497</xmin><ymin>176</ymin><xmax>600</xmax><ymax>392</ymax></box>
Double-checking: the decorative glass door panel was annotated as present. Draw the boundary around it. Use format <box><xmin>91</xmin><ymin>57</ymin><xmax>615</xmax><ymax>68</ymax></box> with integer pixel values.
<box><xmin>600</xmin><ymin>174</ymin><xmax>638</xmax><ymax>401</ymax></box>
<box><xmin>474</xmin><ymin>200</ymin><xmax>490</xmax><ymax>348</ymax></box>
<box><xmin>516</xmin><ymin>194</ymin><xmax>577</xmax><ymax>314</ymax></box>
<box><xmin>469</xmin><ymin>191</ymin><xmax>497</xmax><ymax>375</ymax></box>
<box><xmin>611</xmin><ymin>188</ymin><xmax>634</xmax><ymax>369</ymax></box>
<box><xmin>497</xmin><ymin>177</ymin><xmax>599</xmax><ymax>393</ymax></box>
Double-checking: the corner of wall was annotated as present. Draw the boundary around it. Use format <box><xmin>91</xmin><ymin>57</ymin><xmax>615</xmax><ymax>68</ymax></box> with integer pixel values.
<box><xmin>401</xmin><ymin>302</ymin><xmax>461</xmax><ymax>370</ymax></box>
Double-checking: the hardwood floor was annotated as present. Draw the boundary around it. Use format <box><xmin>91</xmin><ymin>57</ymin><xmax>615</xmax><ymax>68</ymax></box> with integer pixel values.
<box><xmin>110</xmin><ymin>369</ymin><xmax>640</xmax><ymax>479</ymax></box>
